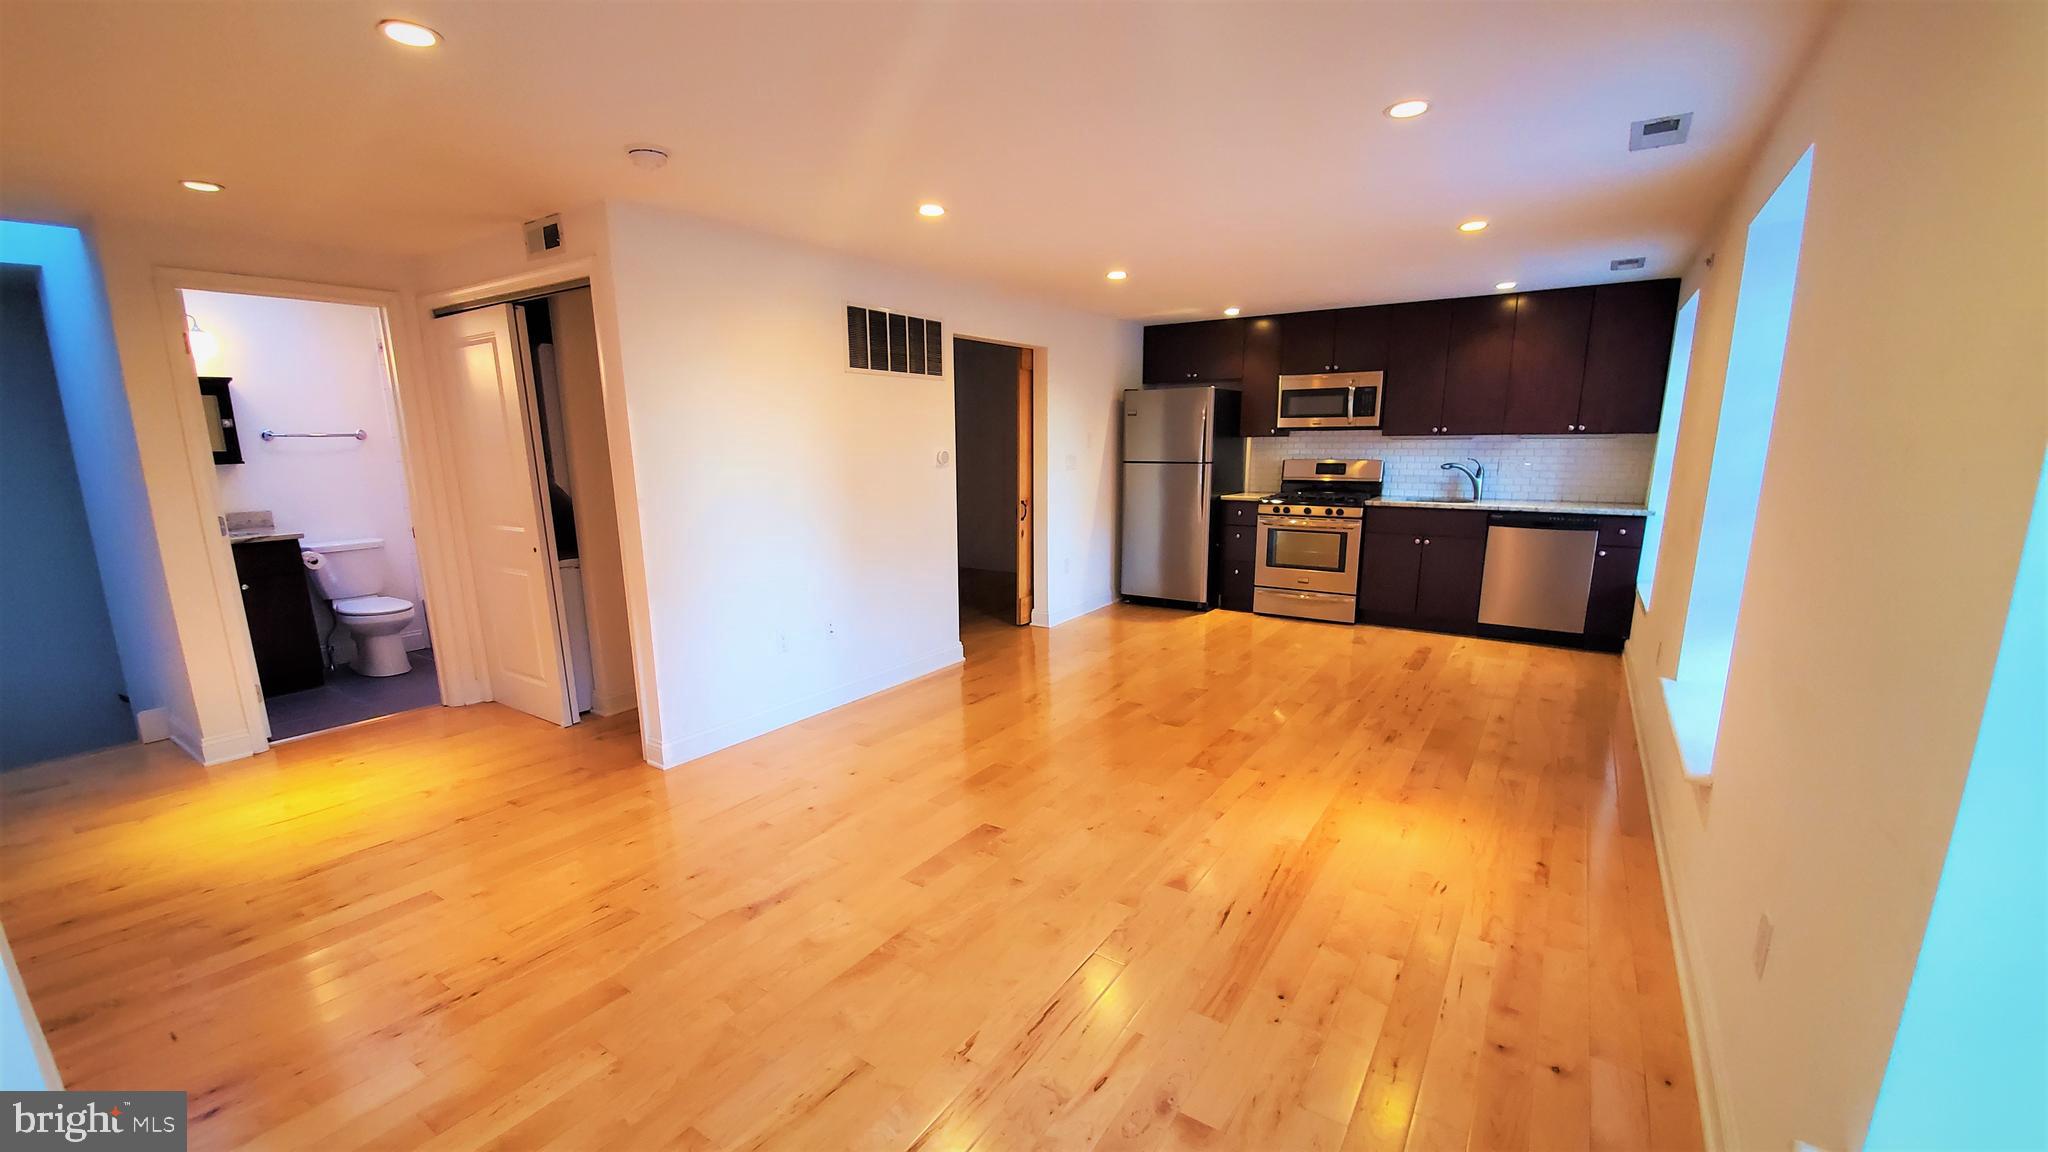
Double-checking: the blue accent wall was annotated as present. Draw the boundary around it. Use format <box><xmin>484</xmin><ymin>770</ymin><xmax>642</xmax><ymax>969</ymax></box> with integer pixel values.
<box><xmin>0</xmin><ymin>266</ymin><xmax>133</xmax><ymax>767</ymax></box>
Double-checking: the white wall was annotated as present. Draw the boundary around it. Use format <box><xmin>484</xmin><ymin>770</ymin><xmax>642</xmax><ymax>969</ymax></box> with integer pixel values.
<box><xmin>183</xmin><ymin>290</ymin><xmax>428</xmax><ymax>653</ymax></box>
<box><xmin>0</xmin><ymin>926</ymin><xmax>59</xmax><ymax>1090</ymax></box>
<box><xmin>1621</xmin><ymin>3</ymin><xmax>2048</xmax><ymax>1149</ymax></box>
<box><xmin>601</xmin><ymin>201</ymin><xmax>1138</xmax><ymax>766</ymax></box>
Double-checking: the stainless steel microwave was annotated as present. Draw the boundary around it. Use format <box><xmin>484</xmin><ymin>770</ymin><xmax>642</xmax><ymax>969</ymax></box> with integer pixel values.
<box><xmin>1275</xmin><ymin>371</ymin><xmax>1382</xmax><ymax>429</ymax></box>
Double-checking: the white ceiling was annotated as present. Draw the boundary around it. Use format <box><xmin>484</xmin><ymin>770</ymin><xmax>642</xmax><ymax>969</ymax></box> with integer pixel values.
<box><xmin>0</xmin><ymin>0</ymin><xmax>1830</xmax><ymax>320</ymax></box>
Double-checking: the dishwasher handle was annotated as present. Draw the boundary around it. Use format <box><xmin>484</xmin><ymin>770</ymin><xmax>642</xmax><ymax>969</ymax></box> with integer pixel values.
<box><xmin>1487</xmin><ymin>511</ymin><xmax>1595</xmax><ymax>530</ymax></box>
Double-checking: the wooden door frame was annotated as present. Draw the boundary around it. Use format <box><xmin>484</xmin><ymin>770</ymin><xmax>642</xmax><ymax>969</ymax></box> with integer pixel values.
<box><xmin>420</xmin><ymin>260</ymin><xmax>666</xmax><ymax>765</ymax></box>
<box><xmin>151</xmin><ymin>268</ymin><xmax>482</xmax><ymax>760</ymax></box>
<box><xmin>953</xmin><ymin>334</ymin><xmax>1048</xmax><ymax>628</ymax></box>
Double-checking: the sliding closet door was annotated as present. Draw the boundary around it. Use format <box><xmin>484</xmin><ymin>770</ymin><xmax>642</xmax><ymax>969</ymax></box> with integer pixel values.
<box><xmin>429</xmin><ymin>305</ymin><xmax>574</xmax><ymax>727</ymax></box>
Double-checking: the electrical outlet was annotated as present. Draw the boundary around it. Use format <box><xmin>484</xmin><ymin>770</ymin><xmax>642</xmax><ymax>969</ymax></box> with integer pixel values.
<box><xmin>777</xmin><ymin>632</ymin><xmax>789</xmax><ymax>654</ymax></box>
<box><xmin>825</xmin><ymin>622</ymin><xmax>835</xmax><ymax>637</ymax></box>
<box><xmin>1753</xmin><ymin>914</ymin><xmax>1774</xmax><ymax>980</ymax></box>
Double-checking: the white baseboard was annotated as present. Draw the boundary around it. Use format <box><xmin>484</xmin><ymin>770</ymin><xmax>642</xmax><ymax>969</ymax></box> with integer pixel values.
<box><xmin>592</xmin><ymin>687</ymin><xmax>637</xmax><ymax>717</ymax></box>
<box><xmin>169</xmin><ymin>714</ymin><xmax>264</xmax><ymax>767</ymax></box>
<box><xmin>1623</xmin><ymin>640</ymin><xmax>1731</xmax><ymax>1151</ymax></box>
<box><xmin>651</xmin><ymin>642</ymin><xmax>965</xmax><ymax>769</ymax></box>
<box><xmin>134</xmin><ymin>707</ymin><xmax>171</xmax><ymax>744</ymax></box>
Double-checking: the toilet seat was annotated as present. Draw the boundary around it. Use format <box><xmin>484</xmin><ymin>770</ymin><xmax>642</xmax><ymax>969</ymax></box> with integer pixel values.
<box><xmin>332</xmin><ymin>594</ymin><xmax>413</xmax><ymax>618</ymax></box>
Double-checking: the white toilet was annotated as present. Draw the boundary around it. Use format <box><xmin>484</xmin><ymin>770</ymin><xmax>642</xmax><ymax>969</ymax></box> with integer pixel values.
<box><xmin>303</xmin><ymin>539</ymin><xmax>417</xmax><ymax>677</ymax></box>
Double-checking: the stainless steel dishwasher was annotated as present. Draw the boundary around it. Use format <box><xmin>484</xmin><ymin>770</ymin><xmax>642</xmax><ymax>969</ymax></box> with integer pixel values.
<box><xmin>1477</xmin><ymin>513</ymin><xmax>1601</xmax><ymax>634</ymax></box>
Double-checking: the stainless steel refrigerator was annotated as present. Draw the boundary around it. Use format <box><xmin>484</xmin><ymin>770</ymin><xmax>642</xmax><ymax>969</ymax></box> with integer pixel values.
<box><xmin>1119</xmin><ymin>386</ymin><xmax>1245</xmax><ymax>605</ymax></box>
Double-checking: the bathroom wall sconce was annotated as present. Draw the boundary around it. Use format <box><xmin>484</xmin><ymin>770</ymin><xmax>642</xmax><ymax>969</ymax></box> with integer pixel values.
<box><xmin>184</xmin><ymin>313</ymin><xmax>219</xmax><ymax>368</ymax></box>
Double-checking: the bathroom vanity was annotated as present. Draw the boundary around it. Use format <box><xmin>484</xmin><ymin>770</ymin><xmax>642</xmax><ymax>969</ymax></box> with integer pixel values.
<box><xmin>231</xmin><ymin>536</ymin><xmax>324</xmax><ymax>696</ymax></box>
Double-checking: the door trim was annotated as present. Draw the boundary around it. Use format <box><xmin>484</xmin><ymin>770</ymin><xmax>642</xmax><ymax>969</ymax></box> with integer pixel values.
<box><xmin>956</xmin><ymin>333</ymin><xmax>1050</xmax><ymax>628</ymax></box>
<box><xmin>152</xmin><ymin>268</ymin><xmax>482</xmax><ymax>761</ymax></box>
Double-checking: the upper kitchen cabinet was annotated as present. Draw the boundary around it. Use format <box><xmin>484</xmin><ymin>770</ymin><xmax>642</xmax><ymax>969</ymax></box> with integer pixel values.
<box><xmin>1277</xmin><ymin>307</ymin><xmax>1386</xmax><ymax>376</ymax></box>
<box><xmin>1143</xmin><ymin>318</ymin><xmax>1245</xmax><ymax>384</ymax></box>
<box><xmin>1379</xmin><ymin>300</ymin><xmax>1450</xmax><ymax>435</ymax></box>
<box><xmin>1276</xmin><ymin>310</ymin><xmax>1333</xmax><ymax>376</ymax></box>
<box><xmin>1503</xmin><ymin>287</ymin><xmax>1596</xmax><ymax>435</ymax></box>
<box><xmin>1439</xmin><ymin>293</ymin><xmax>1518</xmax><ymax>435</ymax></box>
<box><xmin>1238</xmin><ymin>316</ymin><xmax>1282</xmax><ymax>436</ymax></box>
<box><xmin>1579</xmin><ymin>279</ymin><xmax>1682</xmax><ymax>433</ymax></box>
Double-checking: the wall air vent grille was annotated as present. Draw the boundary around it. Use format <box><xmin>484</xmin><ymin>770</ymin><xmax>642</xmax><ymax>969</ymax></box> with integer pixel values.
<box><xmin>1610</xmin><ymin>256</ymin><xmax>1648</xmax><ymax>271</ymax></box>
<box><xmin>1629</xmin><ymin>113</ymin><xmax>1693</xmax><ymax>151</ymax></box>
<box><xmin>846</xmin><ymin>305</ymin><xmax>943</xmax><ymax>376</ymax></box>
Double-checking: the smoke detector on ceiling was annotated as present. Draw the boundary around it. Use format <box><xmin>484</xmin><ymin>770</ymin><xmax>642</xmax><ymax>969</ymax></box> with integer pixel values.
<box><xmin>1629</xmin><ymin>113</ymin><xmax>1693</xmax><ymax>151</ymax></box>
<box><xmin>626</xmin><ymin>146</ymin><xmax>670</xmax><ymax>171</ymax></box>
<box><xmin>1610</xmin><ymin>256</ymin><xmax>1648</xmax><ymax>271</ymax></box>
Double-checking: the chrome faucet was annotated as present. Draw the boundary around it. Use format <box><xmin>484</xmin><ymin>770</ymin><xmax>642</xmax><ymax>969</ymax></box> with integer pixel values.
<box><xmin>1441</xmin><ymin>458</ymin><xmax>1484</xmax><ymax>501</ymax></box>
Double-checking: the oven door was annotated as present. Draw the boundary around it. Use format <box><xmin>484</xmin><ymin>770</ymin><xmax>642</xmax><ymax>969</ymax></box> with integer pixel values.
<box><xmin>1255</xmin><ymin>515</ymin><xmax>1359</xmax><ymax>596</ymax></box>
<box><xmin>1275</xmin><ymin>383</ymin><xmax>1353</xmax><ymax>429</ymax></box>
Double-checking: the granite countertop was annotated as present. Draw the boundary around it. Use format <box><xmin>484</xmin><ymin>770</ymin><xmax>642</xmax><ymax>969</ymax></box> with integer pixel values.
<box><xmin>1366</xmin><ymin>497</ymin><xmax>1650</xmax><ymax>517</ymax></box>
<box><xmin>227</xmin><ymin>531</ymin><xmax>305</xmax><ymax>545</ymax></box>
<box><xmin>1219</xmin><ymin>491</ymin><xmax>1276</xmax><ymax>502</ymax></box>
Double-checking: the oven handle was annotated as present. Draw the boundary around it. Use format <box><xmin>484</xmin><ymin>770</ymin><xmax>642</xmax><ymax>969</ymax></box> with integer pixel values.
<box><xmin>1258</xmin><ymin>516</ymin><xmax>1363</xmax><ymax>532</ymax></box>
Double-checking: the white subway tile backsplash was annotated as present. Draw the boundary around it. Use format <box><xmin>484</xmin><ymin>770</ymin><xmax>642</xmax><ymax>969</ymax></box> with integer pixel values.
<box><xmin>1246</xmin><ymin>431</ymin><xmax>1655</xmax><ymax>504</ymax></box>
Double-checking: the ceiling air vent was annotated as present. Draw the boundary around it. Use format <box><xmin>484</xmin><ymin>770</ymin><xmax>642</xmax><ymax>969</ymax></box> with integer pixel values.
<box><xmin>1629</xmin><ymin>113</ymin><xmax>1693</xmax><ymax>151</ymax></box>
<box><xmin>846</xmin><ymin>305</ymin><xmax>943</xmax><ymax>377</ymax></box>
<box><xmin>1610</xmin><ymin>256</ymin><xmax>1648</xmax><ymax>271</ymax></box>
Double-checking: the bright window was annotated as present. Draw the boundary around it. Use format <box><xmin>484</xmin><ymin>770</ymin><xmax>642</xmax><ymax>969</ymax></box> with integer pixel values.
<box><xmin>1663</xmin><ymin>147</ymin><xmax>1813</xmax><ymax>777</ymax></box>
<box><xmin>1638</xmin><ymin>291</ymin><xmax>1699</xmax><ymax>607</ymax></box>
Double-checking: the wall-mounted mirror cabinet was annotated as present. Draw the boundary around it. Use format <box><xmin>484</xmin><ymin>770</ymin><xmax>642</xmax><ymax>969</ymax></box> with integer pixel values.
<box><xmin>198</xmin><ymin>376</ymin><xmax>242</xmax><ymax>464</ymax></box>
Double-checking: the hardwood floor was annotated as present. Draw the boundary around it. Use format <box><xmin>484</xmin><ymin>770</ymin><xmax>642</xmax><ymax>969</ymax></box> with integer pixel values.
<box><xmin>0</xmin><ymin>605</ymin><xmax>1701</xmax><ymax>1151</ymax></box>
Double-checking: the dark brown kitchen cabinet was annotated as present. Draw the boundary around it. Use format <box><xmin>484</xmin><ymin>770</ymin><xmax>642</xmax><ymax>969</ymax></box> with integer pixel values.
<box><xmin>1212</xmin><ymin>501</ymin><xmax>1258</xmax><ymax>611</ymax></box>
<box><xmin>1503</xmin><ymin>287</ymin><xmax>1596</xmax><ymax>434</ymax></box>
<box><xmin>1439</xmin><ymin>294</ymin><xmax>1518</xmax><ymax>435</ymax></box>
<box><xmin>1275</xmin><ymin>307</ymin><xmax>1387</xmax><ymax>376</ymax></box>
<box><xmin>1144</xmin><ymin>319</ymin><xmax>1245</xmax><ymax>384</ymax></box>
<box><xmin>1357</xmin><ymin>532</ymin><xmax>1424</xmax><ymax>617</ymax></box>
<box><xmin>1276</xmin><ymin>310</ymin><xmax>1335</xmax><ymax>376</ymax></box>
<box><xmin>1416</xmin><ymin>535</ymin><xmax>1487</xmax><ymax>624</ymax></box>
<box><xmin>1379</xmin><ymin>300</ymin><xmax>1451</xmax><ymax>435</ymax></box>
<box><xmin>1580</xmin><ymin>279</ymin><xmax>1682</xmax><ymax>433</ymax></box>
<box><xmin>232</xmin><ymin>538</ymin><xmax>324</xmax><ymax>696</ymax></box>
<box><xmin>1586</xmin><ymin>544</ymin><xmax>1643</xmax><ymax>641</ymax></box>
<box><xmin>1238</xmin><ymin>316</ymin><xmax>1282</xmax><ymax>436</ymax></box>
<box><xmin>1356</xmin><ymin>509</ymin><xmax>1486</xmax><ymax>626</ymax></box>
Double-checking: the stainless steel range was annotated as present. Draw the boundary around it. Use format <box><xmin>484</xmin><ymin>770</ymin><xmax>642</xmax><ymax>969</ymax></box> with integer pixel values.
<box><xmin>1254</xmin><ymin>458</ymin><xmax>1384</xmax><ymax>623</ymax></box>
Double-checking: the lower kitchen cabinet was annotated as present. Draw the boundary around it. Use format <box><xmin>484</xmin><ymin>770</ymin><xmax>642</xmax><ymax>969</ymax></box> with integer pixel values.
<box><xmin>1357</xmin><ymin>508</ymin><xmax>1487</xmax><ymax>627</ymax></box>
<box><xmin>1416</xmin><ymin>535</ymin><xmax>1486</xmax><ymax>624</ymax></box>
<box><xmin>1213</xmin><ymin>501</ymin><xmax>1258</xmax><ymax>611</ymax></box>
<box><xmin>1585</xmin><ymin>544</ymin><xmax>1642</xmax><ymax>642</ymax></box>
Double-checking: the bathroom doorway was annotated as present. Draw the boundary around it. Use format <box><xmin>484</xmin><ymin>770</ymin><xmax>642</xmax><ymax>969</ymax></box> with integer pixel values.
<box><xmin>952</xmin><ymin>336</ymin><xmax>1036</xmax><ymax>639</ymax></box>
<box><xmin>181</xmin><ymin>289</ymin><xmax>441</xmax><ymax>740</ymax></box>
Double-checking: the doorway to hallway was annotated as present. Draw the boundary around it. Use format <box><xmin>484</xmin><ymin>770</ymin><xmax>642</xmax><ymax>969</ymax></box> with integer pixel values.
<box><xmin>953</xmin><ymin>337</ymin><xmax>1034</xmax><ymax>638</ymax></box>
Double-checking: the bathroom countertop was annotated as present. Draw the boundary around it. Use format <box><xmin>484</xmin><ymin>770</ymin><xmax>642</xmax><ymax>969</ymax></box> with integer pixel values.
<box><xmin>227</xmin><ymin>531</ymin><xmax>305</xmax><ymax>545</ymax></box>
<box><xmin>1365</xmin><ymin>497</ymin><xmax>1650</xmax><ymax>517</ymax></box>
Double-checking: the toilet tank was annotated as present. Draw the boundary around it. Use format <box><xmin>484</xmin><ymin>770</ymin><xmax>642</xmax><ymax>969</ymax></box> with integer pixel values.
<box><xmin>304</xmin><ymin>538</ymin><xmax>385</xmax><ymax>600</ymax></box>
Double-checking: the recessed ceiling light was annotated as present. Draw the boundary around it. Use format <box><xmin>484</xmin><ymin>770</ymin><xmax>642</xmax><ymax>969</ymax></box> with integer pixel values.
<box><xmin>1459</xmin><ymin>219</ymin><xmax>1489</xmax><ymax>233</ymax></box>
<box><xmin>181</xmin><ymin>180</ymin><xmax>224</xmax><ymax>193</ymax></box>
<box><xmin>1495</xmin><ymin>281</ymin><xmax>1517</xmax><ymax>291</ymax></box>
<box><xmin>1105</xmin><ymin>270</ymin><xmax>1127</xmax><ymax>281</ymax></box>
<box><xmin>1385</xmin><ymin>99</ymin><xmax>1430</xmax><ymax>120</ymax></box>
<box><xmin>378</xmin><ymin>19</ymin><xmax>440</xmax><ymax>47</ymax></box>
<box><xmin>918</xmin><ymin>203</ymin><xmax>946</xmax><ymax>218</ymax></box>
<box><xmin>1223</xmin><ymin>307</ymin><xmax>1241</xmax><ymax>316</ymax></box>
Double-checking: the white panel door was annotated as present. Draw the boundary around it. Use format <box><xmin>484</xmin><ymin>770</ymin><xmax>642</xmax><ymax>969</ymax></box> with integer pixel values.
<box><xmin>432</xmin><ymin>306</ymin><xmax>574</xmax><ymax>726</ymax></box>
